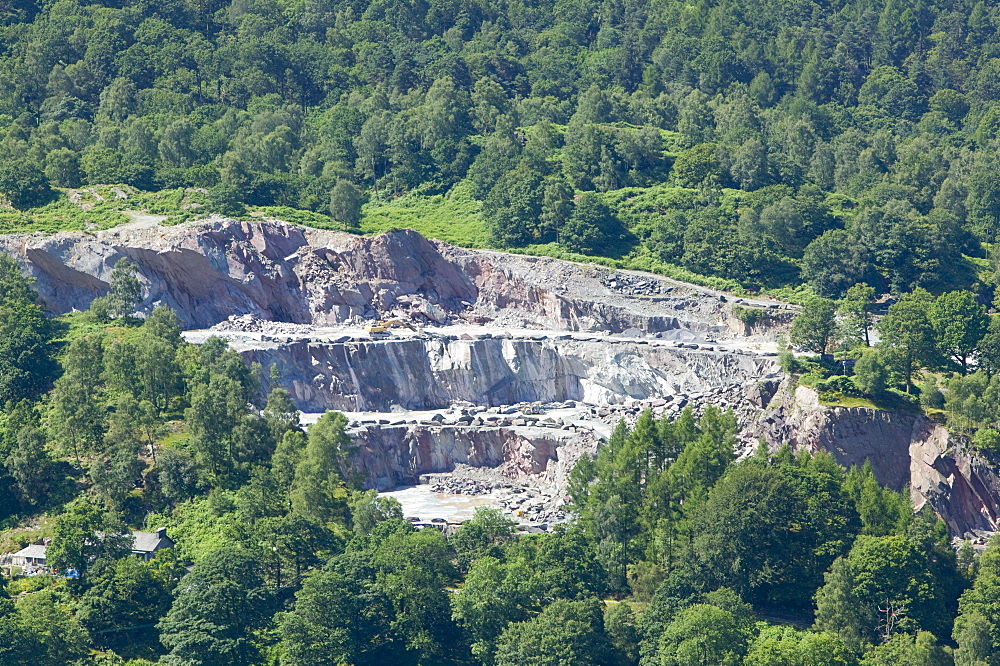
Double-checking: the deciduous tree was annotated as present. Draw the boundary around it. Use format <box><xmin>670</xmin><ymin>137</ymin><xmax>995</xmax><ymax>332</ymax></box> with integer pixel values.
<box><xmin>878</xmin><ymin>289</ymin><xmax>937</xmax><ymax>392</ymax></box>
<box><xmin>290</xmin><ymin>411</ymin><xmax>356</xmax><ymax>523</ymax></box>
<box><xmin>928</xmin><ymin>290</ymin><xmax>989</xmax><ymax>374</ymax></box>
<box><xmin>158</xmin><ymin>546</ymin><xmax>274</xmax><ymax>666</ymax></box>
<box><xmin>790</xmin><ymin>296</ymin><xmax>840</xmax><ymax>354</ymax></box>
<box><xmin>494</xmin><ymin>599</ymin><xmax>618</xmax><ymax>666</ymax></box>
<box><xmin>105</xmin><ymin>258</ymin><xmax>142</xmax><ymax>320</ymax></box>
<box><xmin>839</xmin><ymin>283</ymin><xmax>877</xmax><ymax>347</ymax></box>
<box><xmin>329</xmin><ymin>178</ymin><xmax>363</xmax><ymax>228</ymax></box>
<box><xmin>815</xmin><ymin>536</ymin><xmax>954</xmax><ymax>648</ymax></box>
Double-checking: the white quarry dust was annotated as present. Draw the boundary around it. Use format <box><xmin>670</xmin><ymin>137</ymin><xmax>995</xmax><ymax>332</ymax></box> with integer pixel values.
<box><xmin>380</xmin><ymin>485</ymin><xmax>500</xmax><ymax>522</ymax></box>
<box><xmin>300</xmin><ymin>409</ymin><xmax>453</xmax><ymax>427</ymax></box>
<box><xmin>121</xmin><ymin>211</ymin><xmax>168</xmax><ymax>227</ymax></box>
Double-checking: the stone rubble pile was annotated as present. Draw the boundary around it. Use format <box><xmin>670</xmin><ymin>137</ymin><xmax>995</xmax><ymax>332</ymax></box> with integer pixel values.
<box><xmin>602</xmin><ymin>272</ymin><xmax>665</xmax><ymax>297</ymax></box>
<box><xmin>421</xmin><ymin>471</ymin><xmax>570</xmax><ymax>530</ymax></box>
<box><xmin>580</xmin><ymin>379</ymin><xmax>780</xmax><ymax>428</ymax></box>
<box><xmin>346</xmin><ymin>400</ymin><xmax>590</xmax><ymax>433</ymax></box>
<box><xmin>426</xmin><ymin>476</ymin><xmax>507</xmax><ymax>495</ymax></box>
<box><xmin>209</xmin><ymin>313</ymin><xmax>310</xmax><ymax>336</ymax></box>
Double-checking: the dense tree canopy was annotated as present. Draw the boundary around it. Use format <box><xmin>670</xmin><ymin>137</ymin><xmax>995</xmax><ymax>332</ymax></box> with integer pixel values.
<box><xmin>1</xmin><ymin>0</ymin><xmax>1000</xmax><ymax>294</ymax></box>
<box><xmin>0</xmin><ymin>254</ymin><xmax>59</xmax><ymax>406</ymax></box>
<box><xmin>0</xmin><ymin>307</ymin><xmax>982</xmax><ymax>666</ymax></box>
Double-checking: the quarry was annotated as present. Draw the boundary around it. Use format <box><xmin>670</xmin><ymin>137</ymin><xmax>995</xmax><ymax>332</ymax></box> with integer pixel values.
<box><xmin>3</xmin><ymin>216</ymin><xmax>999</xmax><ymax>543</ymax></box>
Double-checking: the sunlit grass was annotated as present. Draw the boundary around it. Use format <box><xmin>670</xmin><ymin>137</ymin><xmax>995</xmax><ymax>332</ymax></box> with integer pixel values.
<box><xmin>360</xmin><ymin>179</ymin><xmax>488</xmax><ymax>247</ymax></box>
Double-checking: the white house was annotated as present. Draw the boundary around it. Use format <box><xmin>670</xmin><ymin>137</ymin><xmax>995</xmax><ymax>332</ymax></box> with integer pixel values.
<box><xmin>9</xmin><ymin>543</ymin><xmax>48</xmax><ymax>570</ymax></box>
<box><xmin>2</xmin><ymin>527</ymin><xmax>173</xmax><ymax>574</ymax></box>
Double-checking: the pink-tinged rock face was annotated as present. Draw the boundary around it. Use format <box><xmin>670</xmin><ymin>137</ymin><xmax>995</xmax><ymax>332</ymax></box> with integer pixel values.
<box><xmin>0</xmin><ymin>216</ymin><xmax>785</xmax><ymax>337</ymax></box>
<box><xmin>750</xmin><ymin>385</ymin><xmax>1000</xmax><ymax>538</ymax></box>
<box><xmin>0</xmin><ymin>219</ymin><xmax>479</xmax><ymax>328</ymax></box>
<box><xmin>350</xmin><ymin>422</ymin><xmax>592</xmax><ymax>492</ymax></box>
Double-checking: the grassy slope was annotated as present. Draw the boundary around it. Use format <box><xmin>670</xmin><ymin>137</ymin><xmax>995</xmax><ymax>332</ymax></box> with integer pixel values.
<box><xmin>0</xmin><ymin>183</ymin><xmax>752</xmax><ymax>293</ymax></box>
<box><xmin>0</xmin><ymin>187</ymin><xmax>132</xmax><ymax>233</ymax></box>
<box><xmin>360</xmin><ymin>178</ymin><xmax>752</xmax><ymax>292</ymax></box>
<box><xmin>0</xmin><ymin>186</ymin><xmax>211</xmax><ymax>233</ymax></box>
<box><xmin>0</xmin><ymin>186</ymin><xmax>355</xmax><ymax>234</ymax></box>
<box><xmin>359</xmin><ymin>179</ymin><xmax>489</xmax><ymax>247</ymax></box>
<box><xmin>0</xmin><ymin>175</ymin><xmax>816</xmax><ymax>298</ymax></box>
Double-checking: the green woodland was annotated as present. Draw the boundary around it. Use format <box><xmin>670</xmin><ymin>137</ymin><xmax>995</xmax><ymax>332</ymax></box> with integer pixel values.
<box><xmin>8</xmin><ymin>0</ymin><xmax>1000</xmax><ymax>663</ymax></box>
<box><xmin>3</xmin><ymin>0</ymin><xmax>1000</xmax><ymax>294</ymax></box>
<box><xmin>779</xmin><ymin>282</ymin><xmax>1000</xmax><ymax>452</ymax></box>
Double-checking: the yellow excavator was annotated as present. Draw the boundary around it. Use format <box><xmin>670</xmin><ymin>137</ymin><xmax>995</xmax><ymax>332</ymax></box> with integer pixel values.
<box><xmin>366</xmin><ymin>319</ymin><xmax>418</xmax><ymax>338</ymax></box>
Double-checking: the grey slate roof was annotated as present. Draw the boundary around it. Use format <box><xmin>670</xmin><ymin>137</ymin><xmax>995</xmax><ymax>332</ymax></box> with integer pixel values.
<box><xmin>6</xmin><ymin>529</ymin><xmax>171</xmax><ymax>565</ymax></box>
<box><xmin>131</xmin><ymin>530</ymin><xmax>172</xmax><ymax>554</ymax></box>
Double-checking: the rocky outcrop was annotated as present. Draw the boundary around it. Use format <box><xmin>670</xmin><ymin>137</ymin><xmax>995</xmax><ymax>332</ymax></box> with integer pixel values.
<box><xmin>0</xmin><ymin>217</ymin><xmax>791</xmax><ymax>337</ymax></box>
<box><xmin>0</xmin><ymin>219</ymin><xmax>473</xmax><ymax>328</ymax></box>
<box><xmin>909</xmin><ymin>424</ymin><xmax>1000</xmax><ymax>539</ymax></box>
<box><xmin>754</xmin><ymin>386</ymin><xmax>1000</xmax><ymax>537</ymax></box>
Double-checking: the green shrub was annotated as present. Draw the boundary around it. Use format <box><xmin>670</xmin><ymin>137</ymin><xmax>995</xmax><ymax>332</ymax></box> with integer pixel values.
<box><xmin>887</xmin><ymin>388</ymin><xmax>920</xmax><ymax>406</ymax></box>
<box><xmin>778</xmin><ymin>350</ymin><xmax>800</xmax><ymax>373</ymax></box>
<box><xmin>973</xmin><ymin>428</ymin><xmax>1000</xmax><ymax>451</ymax></box>
<box><xmin>918</xmin><ymin>379</ymin><xmax>945</xmax><ymax>410</ymax></box>
<box><xmin>0</xmin><ymin>159</ymin><xmax>54</xmax><ymax>209</ymax></box>
<box><xmin>853</xmin><ymin>349</ymin><xmax>888</xmax><ymax>396</ymax></box>
<box><xmin>815</xmin><ymin>375</ymin><xmax>861</xmax><ymax>397</ymax></box>
<box><xmin>732</xmin><ymin>305</ymin><xmax>763</xmax><ymax>327</ymax></box>
<box><xmin>204</xmin><ymin>183</ymin><xmax>245</xmax><ymax>217</ymax></box>
<box><xmin>799</xmin><ymin>371</ymin><xmax>825</xmax><ymax>387</ymax></box>
<box><xmin>253</xmin><ymin>206</ymin><xmax>337</xmax><ymax>228</ymax></box>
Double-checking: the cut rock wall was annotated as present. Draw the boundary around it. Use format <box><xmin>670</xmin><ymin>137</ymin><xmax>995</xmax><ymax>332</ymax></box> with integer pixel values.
<box><xmin>753</xmin><ymin>386</ymin><xmax>1000</xmax><ymax>537</ymax></box>
<box><xmin>350</xmin><ymin>423</ymin><xmax>594</xmax><ymax>492</ymax></box>
<box><xmin>236</xmin><ymin>336</ymin><xmax>778</xmax><ymax>412</ymax></box>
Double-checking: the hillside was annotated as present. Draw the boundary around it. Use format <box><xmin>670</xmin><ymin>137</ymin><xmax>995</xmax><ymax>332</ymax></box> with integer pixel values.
<box><xmin>7</xmin><ymin>0</ymin><xmax>1000</xmax><ymax>664</ymax></box>
<box><xmin>0</xmin><ymin>218</ymin><xmax>997</xmax><ymax>664</ymax></box>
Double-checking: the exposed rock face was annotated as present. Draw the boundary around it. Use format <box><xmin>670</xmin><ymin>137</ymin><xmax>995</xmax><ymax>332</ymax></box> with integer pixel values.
<box><xmin>336</xmin><ymin>374</ymin><xmax>781</xmax><ymax>491</ymax></box>
<box><xmin>908</xmin><ymin>424</ymin><xmax>1000</xmax><ymax>539</ymax></box>
<box><xmin>754</xmin><ymin>387</ymin><xmax>1000</xmax><ymax>537</ymax></box>
<box><xmin>0</xmin><ymin>217</ymin><xmax>791</xmax><ymax>337</ymax></box>
<box><xmin>235</xmin><ymin>336</ymin><xmax>777</xmax><ymax>412</ymax></box>
<box><xmin>350</xmin><ymin>423</ymin><xmax>593</xmax><ymax>492</ymax></box>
